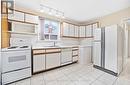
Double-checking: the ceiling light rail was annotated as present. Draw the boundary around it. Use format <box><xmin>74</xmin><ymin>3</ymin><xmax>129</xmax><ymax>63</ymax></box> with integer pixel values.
<box><xmin>40</xmin><ymin>4</ymin><xmax>65</xmax><ymax>19</ymax></box>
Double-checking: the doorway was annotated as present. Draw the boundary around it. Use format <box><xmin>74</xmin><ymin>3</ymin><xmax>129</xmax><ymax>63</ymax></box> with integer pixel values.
<box><xmin>121</xmin><ymin>18</ymin><xmax>130</xmax><ymax>78</ymax></box>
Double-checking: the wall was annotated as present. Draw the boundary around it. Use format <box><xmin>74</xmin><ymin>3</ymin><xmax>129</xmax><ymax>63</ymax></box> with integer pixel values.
<box><xmin>128</xmin><ymin>25</ymin><xmax>130</xmax><ymax>57</ymax></box>
<box><xmin>99</xmin><ymin>7</ymin><xmax>130</xmax><ymax>27</ymax></box>
<box><xmin>0</xmin><ymin>0</ymin><xmax>1</xmax><ymax>49</ymax></box>
<box><xmin>80</xmin><ymin>7</ymin><xmax>130</xmax><ymax>27</ymax></box>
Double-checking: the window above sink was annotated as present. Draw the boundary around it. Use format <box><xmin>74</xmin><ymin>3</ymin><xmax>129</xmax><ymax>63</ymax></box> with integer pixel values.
<box><xmin>39</xmin><ymin>18</ymin><xmax>60</xmax><ymax>41</ymax></box>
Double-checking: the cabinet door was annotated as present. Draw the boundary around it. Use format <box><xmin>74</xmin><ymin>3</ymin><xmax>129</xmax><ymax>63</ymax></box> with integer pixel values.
<box><xmin>79</xmin><ymin>26</ymin><xmax>86</xmax><ymax>37</ymax></box>
<box><xmin>93</xmin><ymin>42</ymin><xmax>101</xmax><ymax>66</ymax></box>
<box><xmin>75</xmin><ymin>26</ymin><xmax>79</xmax><ymax>37</ymax></box>
<box><xmin>25</xmin><ymin>14</ymin><xmax>38</xmax><ymax>24</ymax></box>
<box><xmin>8</xmin><ymin>11</ymin><xmax>24</xmax><ymax>21</ymax></box>
<box><xmin>79</xmin><ymin>47</ymin><xmax>92</xmax><ymax>65</ymax></box>
<box><xmin>73</xmin><ymin>50</ymin><xmax>78</xmax><ymax>55</ymax></box>
<box><xmin>69</xmin><ymin>24</ymin><xmax>75</xmax><ymax>37</ymax></box>
<box><xmin>46</xmin><ymin>53</ymin><xmax>61</xmax><ymax>69</ymax></box>
<box><xmin>63</xmin><ymin>22</ymin><xmax>69</xmax><ymax>36</ymax></box>
<box><xmin>61</xmin><ymin>49</ymin><xmax>72</xmax><ymax>64</ymax></box>
<box><xmin>86</xmin><ymin>25</ymin><xmax>92</xmax><ymax>37</ymax></box>
<box><xmin>73</xmin><ymin>56</ymin><xmax>78</xmax><ymax>62</ymax></box>
<box><xmin>33</xmin><ymin>55</ymin><xmax>45</xmax><ymax>73</ymax></box>
<box><xmin>105</xmin><ymin>25</ymin><xmax>117</xmax><ymax>73</ymax></box>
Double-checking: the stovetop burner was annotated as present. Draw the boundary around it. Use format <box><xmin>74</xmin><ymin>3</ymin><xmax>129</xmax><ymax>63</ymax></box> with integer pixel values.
<box><xmin>2</xmin><ymin>45</ymin><xmax>31</xmax><ymax>52</ymax></box>
<box><xmin>8</xmin><ymin>46</ymin><xmax>18</xmax><ymax>49</ymax></box>
<box><xmin>20</xmin><ymin>46</ymin><xmax>28</xmax><ymax>48</ymax></box>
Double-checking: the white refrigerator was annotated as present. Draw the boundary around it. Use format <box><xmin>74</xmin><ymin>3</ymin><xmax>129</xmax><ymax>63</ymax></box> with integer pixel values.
<box><xmin>93</xmin><ymin>25</ymin><xmax>123</xmax><ymax>76</ymax></box>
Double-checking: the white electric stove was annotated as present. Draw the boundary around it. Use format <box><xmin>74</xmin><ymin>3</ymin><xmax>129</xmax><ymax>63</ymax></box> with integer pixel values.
<box><xmin>1</xmin><ymin>38</ymin><xmax>32</xmax><ymax>85</ymax></box>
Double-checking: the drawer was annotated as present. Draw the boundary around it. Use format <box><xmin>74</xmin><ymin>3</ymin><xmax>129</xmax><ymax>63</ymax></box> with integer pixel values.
<box><xmin>73</xmin><ymin>56</ymin><xmax>78</xmax><ymax>62</ymax></box>
<box><xmin>33</xmin><ymin>50</ymin><xmax>45</xmax><ymax>55</ymax></box>
<box><xmin>2</xmin><ymin>68</ymin><xmax>31</xmax><ymax>85</ymax></box>
<box><xmin>73</xmin><ymin>51</ymin><xmax>78</xmax><ymax>55</ymax></box>
<box><xmin>72</xmin><ymin>47</ymin><xmax>79</xmax><ymax>50</ymax></box>
<box><xmin>61</xmin><ymin>48</ymin><xmax>72</xmax><ymax>52</ymax></box>
<box><xmin>46</xmin><ymin>49</ymin><xmax>61</xmax><ymax>53</ymax></box>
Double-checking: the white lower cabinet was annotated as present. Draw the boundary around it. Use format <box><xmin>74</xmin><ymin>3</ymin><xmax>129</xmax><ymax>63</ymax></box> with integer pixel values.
<box><xmin>2</xmin><ymin>68</ymin><xmax>31</xmax><ymax>85</ymax></box>
<box><xmin>73</xmin><ymin>50</ymin><xmax>78</xmax><ymax>55</ymax></box>
<box><xmin>73</xmin><ymin>56</ymin><xmax>78</xmax><ymax>62</ymax></box>
<box><xmin>33</xmin><ymin>54</ymin><xmax>45</xmax><ymax>73</ymax></box>
<box><xmin>33</xmin><ymin>47</ymin><xmax>79</xmax><ymax>73</ymax></box>
<box><xmin>61</xmin><ymin>48</ymin><xmax>72</xmax><ymax>65</ymax></box>
<box><xmin>46</xmin><ymin>53</ymin><xmax>61</xmax><ymax>69</ymax></box>
<box><xmin>72</xmin><ymin>49</ymin><xmax>79</xmax><ymax>62</ymax></box>
<box><xmin>79</xmin><ymin>46</ymin><xmax>92</xmax><ymax>65</ymax></box>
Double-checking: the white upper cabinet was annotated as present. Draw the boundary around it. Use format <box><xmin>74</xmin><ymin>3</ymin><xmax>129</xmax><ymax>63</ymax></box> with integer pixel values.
<box><xmin>63</xmin><ymin>22</ymin><xmax>69</xmax><ymax>36</ymax></box>
<box><xmin>86</xmin><ymin>25</ymin><xmax>92</xmax><ymax>37</ymax></box>
<box><xmin>79</xmin><ymin>26</ymin><xmax>86</xmax><ymax>37</ymax></box>
<box><xmin>25</xmin><ymin>14</ymin><xmax>38</xmax><ymax>24</ymax></box>
<box><xmin>62</xmin><ymin>22</ymin><xmax>77</xmax><ymax>37</ymax></box>
<box><xmin>75</xmin><ymin>26</ymin><xmax>79</xmax><ymax>37</ymax></box>
<box><xmin>69</xmin><ymin>24</ymin><xmax>75</xmax><ymax>37</ymax></box>
<box><xmin>62</xmin><ymin>22</ymin><xmax>98</xmax><ymax>38</ymax></box>
<box><xmin>8</xmin><ymin>11</ymin><xmax>24</xmax><ymax>21</ymax></box>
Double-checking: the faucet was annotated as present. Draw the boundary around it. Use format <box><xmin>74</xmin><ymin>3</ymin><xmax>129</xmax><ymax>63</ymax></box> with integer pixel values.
<box><xmin>54</xmin><ymin>41</ymin><xmax>56</xmax><ymax>47</ymax></box>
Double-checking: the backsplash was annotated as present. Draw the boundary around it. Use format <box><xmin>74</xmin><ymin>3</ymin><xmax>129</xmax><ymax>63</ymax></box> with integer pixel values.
<box><xmin>79</xmin><ymin>38</ymin><xmax>93</xmax><ymax>46</ymax></box>
<box><xmin>10</xmin><ymin>34</ymin><xmax>79</xmax><ymax>47</ymax></box>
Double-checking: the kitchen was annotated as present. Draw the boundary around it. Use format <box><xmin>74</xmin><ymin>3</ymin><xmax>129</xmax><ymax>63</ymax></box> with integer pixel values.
<box><xmin>0</xmin><ymin>0</ymin><xmax>130</xmax><ymax>85</ymax></box>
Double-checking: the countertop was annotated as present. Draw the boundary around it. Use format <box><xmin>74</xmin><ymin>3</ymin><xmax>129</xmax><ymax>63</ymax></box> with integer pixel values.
<box><xmin>32</xmin><ymin>45</ymin><xmax>79</xmax><ymax>50</ymax></box>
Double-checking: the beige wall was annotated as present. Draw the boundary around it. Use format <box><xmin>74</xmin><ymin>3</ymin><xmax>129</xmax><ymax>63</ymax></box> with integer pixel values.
<box><xmin>81</xmin><ymin>7</ymin><xmax>130</xmax><ymax>27</ymax></box>
<box><xmin>99</xmin><ymin>7</ymin><xmax>130</xmax><ymax>27</ymax></box>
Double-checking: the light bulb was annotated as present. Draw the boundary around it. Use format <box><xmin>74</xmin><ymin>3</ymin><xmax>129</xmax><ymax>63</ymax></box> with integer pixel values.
<box><xmin>40</xmin><ymin>9</ymin><xmax>44</xmax><ymax>13</ymax></box>
<box><xmin>62</xmin><ymin>16</ymin><xmax>65</xmax><ymax>19</ymax></box>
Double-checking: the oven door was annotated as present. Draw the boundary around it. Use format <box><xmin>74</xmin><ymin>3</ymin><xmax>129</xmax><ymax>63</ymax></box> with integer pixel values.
<box><xmin>2</xmin><ymin>50</ymin><xmax>31</xmax><ymax>73</ymax></box>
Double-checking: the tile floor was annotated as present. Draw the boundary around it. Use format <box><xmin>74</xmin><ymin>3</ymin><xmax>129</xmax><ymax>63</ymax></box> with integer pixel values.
<box><xmin>9</xmin><ymin>60</ymin><xmax>130</xmax><ymax>85</ymax></box>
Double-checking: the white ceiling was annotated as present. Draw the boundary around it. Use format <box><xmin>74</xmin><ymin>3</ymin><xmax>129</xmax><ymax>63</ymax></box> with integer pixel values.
<box><xmin>15</xmin><ymin>0</ymin><xmax>130</xmax><ymax>22</ymax></box>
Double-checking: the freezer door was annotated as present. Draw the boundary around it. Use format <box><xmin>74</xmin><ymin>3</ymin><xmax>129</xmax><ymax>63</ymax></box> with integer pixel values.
<box><xmin>93</xmin><ymin>28</ymin><xmax>101</xmax><ymax>41</ymax></box>
<box><xmin>105</xmin><ymin>25</ymin><xmax>118</xmax><ymax>73</ymax></box>
<box><xmin>93</xmin><ymin>42</ymin><xmax>101</xmax><ymax>66</ymax></box>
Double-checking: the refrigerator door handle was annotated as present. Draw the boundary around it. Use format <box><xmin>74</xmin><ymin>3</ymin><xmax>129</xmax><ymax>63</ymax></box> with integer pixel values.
<box><xmin>101</xmin><ymin>28</ymin><xmax>105</xmax><ymax>68</ymax></box>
